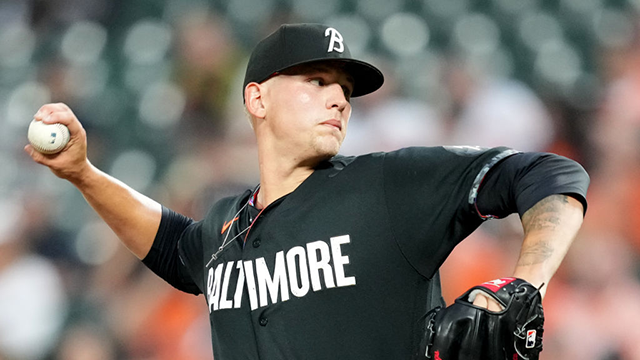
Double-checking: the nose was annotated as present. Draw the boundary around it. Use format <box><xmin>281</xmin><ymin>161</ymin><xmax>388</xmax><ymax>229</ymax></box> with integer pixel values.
<box><xmin>326</xmin><ymin>83</ymin><xmax>348</xmax><ymax>112</ymax></box>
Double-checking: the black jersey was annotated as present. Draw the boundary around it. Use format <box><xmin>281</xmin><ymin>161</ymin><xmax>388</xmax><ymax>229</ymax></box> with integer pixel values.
<box><xmin>143</xmin><ymin>146</ymin><xmax>589</xmax><ymax>360</ymax></box>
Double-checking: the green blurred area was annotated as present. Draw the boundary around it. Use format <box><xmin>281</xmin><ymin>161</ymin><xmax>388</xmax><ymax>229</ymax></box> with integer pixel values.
<box><xmin>2</xmin><ymin>0</ymin><xmax>640</xmax><ymax>359</ymax></box>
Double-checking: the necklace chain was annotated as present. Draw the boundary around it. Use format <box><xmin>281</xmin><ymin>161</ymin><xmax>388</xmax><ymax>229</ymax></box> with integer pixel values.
<box><xmin>205</xmin><ymin>201</ymin><xmax>249</xmax><ymax>267</ymax></box>
<box><xmin>205</xmin><ymin>187</ymin><xmax>260</xmax><ymax>267</ymax></box>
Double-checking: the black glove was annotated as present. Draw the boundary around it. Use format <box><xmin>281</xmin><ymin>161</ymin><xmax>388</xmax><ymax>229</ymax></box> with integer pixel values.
<box><xmin>419</xmin><ymin>277</ymin><xmax>544</xmax><ymax>360</ymax></box>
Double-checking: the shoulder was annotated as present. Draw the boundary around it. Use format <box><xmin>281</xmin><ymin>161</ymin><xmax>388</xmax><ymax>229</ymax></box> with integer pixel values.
<box><xmin>332</xmin><ymin>146</ymin><xmax>519</xmax><ymax>174</ymax></box>
<box><xmin>329</xmin><ymin>146</ymin><xmax>521</xmax><ymax>182</ymax></box>
<box><xmin>333</xmin><ymin>146</ymin><xmax>462</xmax><ymax>165</ymax></box>
<box><xmin>382</xmin><ymin>145</ymin><xmax>519</xmax><ymax>166</ymax></box>
<box><xmin>199</xmin><ymin>190</ymin><xmax>252</xmax><ymax>231</ymax></box>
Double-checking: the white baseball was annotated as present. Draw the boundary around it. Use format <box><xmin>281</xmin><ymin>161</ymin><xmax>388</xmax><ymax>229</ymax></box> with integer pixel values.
<box><xmin>27</xmin><ymin>119</ymin><xmax>70</xmax><ymax>154</ymax></box>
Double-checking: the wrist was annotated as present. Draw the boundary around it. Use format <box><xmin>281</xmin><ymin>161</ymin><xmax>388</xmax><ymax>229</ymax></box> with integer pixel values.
<box><xmin>512</xmin><ymin>271</ymin><xmax>547</xmax><ymax>298</ymax></box>
<box><xmin>67</xmin><ymin>160</ymin><xmax>98</xmax><ymax>188</ymax></box>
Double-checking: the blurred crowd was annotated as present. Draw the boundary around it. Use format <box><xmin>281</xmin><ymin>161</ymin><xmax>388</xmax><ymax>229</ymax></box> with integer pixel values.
<box><xmin>1</xmin><ymin>0</ymin><xmax>640</xmax><ymax>359</ymax></box>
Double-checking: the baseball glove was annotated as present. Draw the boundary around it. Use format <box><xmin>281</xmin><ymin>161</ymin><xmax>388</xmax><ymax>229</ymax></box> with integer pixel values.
<box><xmin>419</xmin><ymin>277</ymin><xmax>544</xmax><ymax>360</ymax></box>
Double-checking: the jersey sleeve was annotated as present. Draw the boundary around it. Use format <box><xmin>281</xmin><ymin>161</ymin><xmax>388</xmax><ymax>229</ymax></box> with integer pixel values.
<box><xmin>382</xmin><ymin>146</ymin><xmax>518</xmax><ymax>278</ymax></box>
<box><xmin>142</xmin><ymin>206</ymin><xmax>202</xmax><ymax>295</ymax></box>
<box><xmin>381</xmin><ymin>146</ymin><xmax>590</xmax><ymax>279</ymax></box>
<box><xmin>475</xmin><ymin>152</ymin><xmax>589</xmax><ymax>219</ymax></box>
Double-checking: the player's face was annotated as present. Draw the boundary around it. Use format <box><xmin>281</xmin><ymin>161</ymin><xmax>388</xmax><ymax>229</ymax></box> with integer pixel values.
<box><xmin>261</xmin><ymin>62</ymin><xmax>354</xmax><ymax>163</ymax></box>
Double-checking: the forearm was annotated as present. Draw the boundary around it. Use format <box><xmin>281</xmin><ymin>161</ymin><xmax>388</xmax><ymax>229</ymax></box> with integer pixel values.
<box><xmin>71</xmin><ymin>161</ymin><xmax>162</xmax><ymax>259</ymax></box>
<box><xmin>513</xmin><ymin>194</ymin><xmax>584</xmax><ymax>297</ymax></box>
<box><xmin>27</xmin><ymin>103</ymin><xmax>162</xmax><ymax>260</ymax></box>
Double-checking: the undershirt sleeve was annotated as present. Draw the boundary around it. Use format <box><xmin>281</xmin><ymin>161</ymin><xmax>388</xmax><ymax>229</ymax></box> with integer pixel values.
<box><xmin>475</xmin><ymin>152</ymin><xmax>589</xmax><ymax>219</ymax></box>
<box><xmin>142</xmin><ymin>206</ymin><xmax>202</xmax><ymax>295</ymax></box>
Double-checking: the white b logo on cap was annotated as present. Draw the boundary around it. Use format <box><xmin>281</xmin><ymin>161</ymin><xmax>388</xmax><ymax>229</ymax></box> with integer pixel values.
<box><xmin>325</xmin><ymin>27</ymin><xmax>344</xmax><ymax>53</ymax></box>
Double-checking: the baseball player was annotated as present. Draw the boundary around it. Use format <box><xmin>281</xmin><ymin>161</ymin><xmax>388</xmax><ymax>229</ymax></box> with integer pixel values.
<box><xmin>27</xmin><ymin>24</ymin><xmax>589</xmax><ymax>359</ymax></box>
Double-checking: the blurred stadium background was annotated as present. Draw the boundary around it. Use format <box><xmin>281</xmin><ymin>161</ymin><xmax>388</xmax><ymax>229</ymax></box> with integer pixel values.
<box><xmin>1</xmin><ymin>0</ymin><xmax>640</xmax><ymax>359</ymax></box>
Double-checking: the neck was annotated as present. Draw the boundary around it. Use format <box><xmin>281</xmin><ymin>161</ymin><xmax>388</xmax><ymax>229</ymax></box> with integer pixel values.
<box><xmin>255</xmin><ymin>149</ymin><xmax>323</xmax><ymax>209</ymax></box>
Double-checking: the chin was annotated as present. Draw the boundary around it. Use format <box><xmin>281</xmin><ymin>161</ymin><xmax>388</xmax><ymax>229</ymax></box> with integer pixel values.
<box><xmin>318</xmin><ymin>143</ymin><xmax>342</xmax><ymax>158</ymax></box>
<box><xmin>312</xmin><ymin>135</ymin><xmax>342</xmax><ymax>155</ymax></box>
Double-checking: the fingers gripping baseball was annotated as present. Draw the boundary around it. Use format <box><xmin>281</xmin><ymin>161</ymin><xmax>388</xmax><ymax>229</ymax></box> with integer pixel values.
<box><xmin>25</xmin><ymin>103</ymin><xmax>89</xmax><ymax>181</ymax></box>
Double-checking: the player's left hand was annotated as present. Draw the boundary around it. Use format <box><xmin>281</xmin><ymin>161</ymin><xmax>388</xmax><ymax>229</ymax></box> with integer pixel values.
<box><xmin>472</xmin><ymin>291</ymin><xmax>503</xmax><ymax>312</ymax></box>
<box><xmin>420</xmin><ymin>278</ymin><xmax>544</xmax><ymax>360</ymax></box>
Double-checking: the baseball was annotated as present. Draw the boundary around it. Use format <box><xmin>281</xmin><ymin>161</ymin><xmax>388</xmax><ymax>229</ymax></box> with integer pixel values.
<box><xmin>27</xmin><ymin>119</ymin><xmax>70</xmax><ymax>154</ymax></box>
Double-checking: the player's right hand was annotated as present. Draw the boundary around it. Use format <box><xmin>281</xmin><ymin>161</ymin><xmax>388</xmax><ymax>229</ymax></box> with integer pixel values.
<box><xmin>25</xmin><ymin>103</ymin><xmax>90</xmax><ymax>183</ymax></box>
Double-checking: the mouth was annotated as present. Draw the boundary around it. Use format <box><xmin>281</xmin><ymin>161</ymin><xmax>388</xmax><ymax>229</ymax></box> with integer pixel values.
<box><xmin>320</xmin><ymin>119</ymin><xmax>342</xmax><ymax>131</ymax></box>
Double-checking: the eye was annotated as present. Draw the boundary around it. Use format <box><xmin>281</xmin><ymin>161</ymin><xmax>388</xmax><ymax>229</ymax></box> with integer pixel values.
<box><xmin>309</xmin><ymin>78</ymin><xmax>325</xmax><ymax>86</ymax></box>
<box><xmin>342</xmin><ymin>86</ymin><xmax>352</xmax><ymax>101</ymax></box>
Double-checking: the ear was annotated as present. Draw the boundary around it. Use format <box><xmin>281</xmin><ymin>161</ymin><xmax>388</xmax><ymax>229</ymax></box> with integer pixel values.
<box><xmin>245</xmin><ymin>83</ymin><xmax>266</xmax><ymax>119</ymax></box>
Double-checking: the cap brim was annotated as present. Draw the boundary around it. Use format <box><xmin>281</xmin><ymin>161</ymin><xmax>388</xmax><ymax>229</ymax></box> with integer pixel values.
<box><xmin>267</xmin><ymin>57</ymin><xmax>384</xmax><ymax>98</ymax></box>
<box><xmin>341</xmin><ymin>59</ymin><xmax>385</xmax><ymax>97</ymax></box>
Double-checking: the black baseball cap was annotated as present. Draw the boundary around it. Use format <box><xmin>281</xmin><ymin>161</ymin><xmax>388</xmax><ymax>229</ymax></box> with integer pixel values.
<box><xmin>243</xmin><ymin>23</ymin><xmax>384</xmax><ymax>100</ymax></box>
